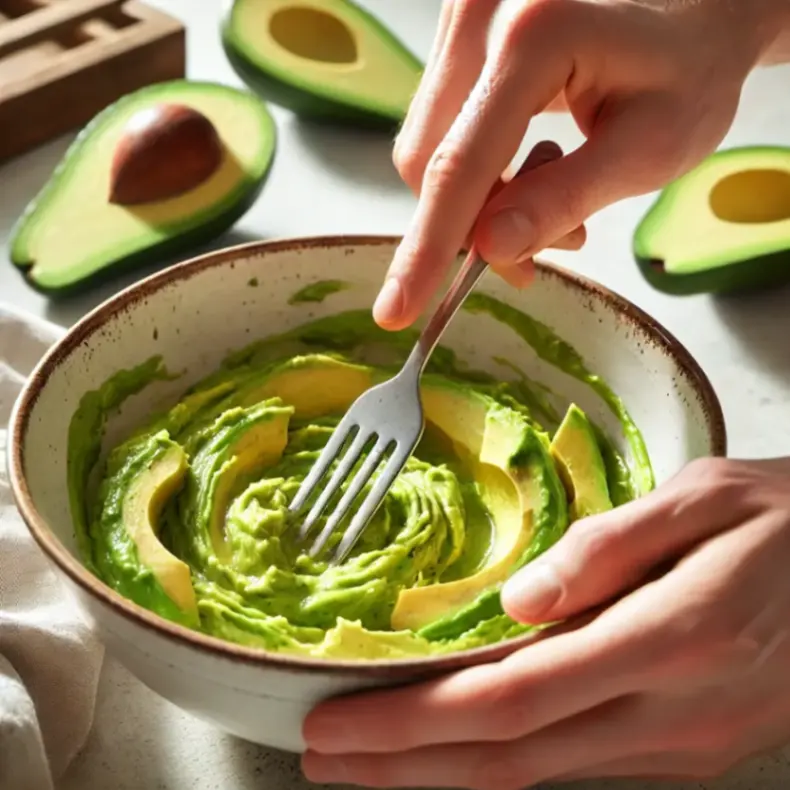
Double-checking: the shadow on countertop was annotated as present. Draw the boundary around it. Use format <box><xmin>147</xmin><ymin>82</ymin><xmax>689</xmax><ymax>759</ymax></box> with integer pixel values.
<box><xmin>709</xmin><ymin>281</ymin><xmax>790</xmax><ymax>386</ymax></box>
<box><xmin>289</xmin><ymin>116</ymin><xmax>409</xmax><ymax>195</ymax></box>
<box><xmin>223</xmin><ymin>734</ymin><xmax>364</xmax><ymax>790</ymax></box>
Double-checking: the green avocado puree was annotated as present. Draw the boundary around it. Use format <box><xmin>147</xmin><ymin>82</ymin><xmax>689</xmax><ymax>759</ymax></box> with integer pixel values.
<box><xmin>67</xmin><ymin>284</ymin><xmax>653</xmax><ymax>660</ymax></box>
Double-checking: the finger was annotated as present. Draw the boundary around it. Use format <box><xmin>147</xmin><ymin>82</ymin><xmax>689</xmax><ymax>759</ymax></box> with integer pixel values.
<box><xmin>551</xmin><ymin>222</ymin><xmax>586</xmax><ymax>250</ymax></box>
<box><xmin>389</xmin><ymin>0</ymin><xmax>451</xmax><ymax>150</ymax></box>
<box><xmin>486</xmin><ymin>140</ymin><xmax>586</xmax><ymax>286</ymax></box>
<box><xmin>423</xmin><ymin>0</ymin><xmax>454</xmax><ymax>75</ymax></box>
<box><xmin>497</xmin><ymin>259</ymin><xmax>534</xmax><ymax>289</ymax></box>
<box><xmin>374</xmin><ymin>5</ymin><xmax>577</xmax><ymax>330</ymax></box>
<box><xmin>552</xmin><ymin>752</ymin><xmax>720</xmax><ymax>782</ymax></box>
<box><xmin>474</xmin><ymin>92</ymin><xmax>691</xmax><ymax>267</ymax></box>
<box><xmin>302</xmin><ymin>695</ymin><xmax>685</xmax><ymax>788</ymax></box>
<box><xmin>303</xmin><ymin>619</ymin><xmax>648</xmax><ymax>755</ymax></box>
<box><xmin>500</xmin><ymin>457</ymin><xmax>748</xmax><ymax>625</ymax></box>
<box><xmin>394</xmin><ymin>0</ymin><xmax>500</xmax><ymax>194</ymax></box>
<box><xmin>545</xmin><ymin>91</ymin><xmax>570</xmax><ymax>112</ymax></box>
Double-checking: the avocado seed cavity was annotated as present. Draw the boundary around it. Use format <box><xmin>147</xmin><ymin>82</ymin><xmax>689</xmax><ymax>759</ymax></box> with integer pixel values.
<box><xmin>269</xmin><ymin>7</ymin><xmax>358</xmax><ymax>64</ymax></box>
<box><xmin>709</xmin><ymin>169</ymin><xmax>790</xmax><ymax>224</ymax></box>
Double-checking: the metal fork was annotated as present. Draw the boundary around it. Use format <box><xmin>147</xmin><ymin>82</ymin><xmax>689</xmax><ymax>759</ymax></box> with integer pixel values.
<box><xmin>288</xmin><ymin>249</ymin><xmax>490</xmax><ymax>564</ymax></box>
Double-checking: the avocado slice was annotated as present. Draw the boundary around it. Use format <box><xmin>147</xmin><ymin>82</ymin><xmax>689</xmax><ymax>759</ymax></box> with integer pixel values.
<box><xmin>633</xmin><ymin>146</ymin><xmax>790</xmax><ymax>295</ymax></box>
<box><xmin>200</xmin><ymin>355</ymin><xmax>570</xmax><ymax>635</ymax></box>
<box><xmin>93</xmin><ymin>433</ymin><xmax>198</xmax><ymax>627</ymax></box>
<box><xmin>390</xmin><ymin>385</ymin><xmax>569</xmax><ymax>633</ymax></box>
<box><xmin>9</xmin><ymin>80</ymin><xmax>276</xmax><ymax>295</ymax></box>
<box><xmin>221</xmin><ymin>0</ymin><xmax>423</xmax><ymax>130</ymax></box>
<box><xmin>182</xmin><ymin>399</ymin><xmax>294</xmax><ymax>565</ymax></box>
<box><xmin>550</xmin><ymin>404</ymin><xmax>613</xmax><ymax>521</ymax></box>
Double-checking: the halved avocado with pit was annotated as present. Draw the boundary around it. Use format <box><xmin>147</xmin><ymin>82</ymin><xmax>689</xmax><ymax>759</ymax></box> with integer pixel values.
<box><xmin>221</xmin><ymin>0</ymin><xmax>423</xmax><ymax>130</ymax></box>
<box><xmin>9</xmin><ymin>80</ymin><xmax>276</xmax><ymax>295</ymax></box>
<box><xmin>633</xmin><ymin>146</ymin><xmax>790</xmax><ymax>295</ymax></box>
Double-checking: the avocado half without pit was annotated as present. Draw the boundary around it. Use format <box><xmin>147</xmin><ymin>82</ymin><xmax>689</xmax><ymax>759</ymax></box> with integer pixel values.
<box><xmin>633</xmin><ymin>146</ymin><xmax>790</xmax><ymax>295</ymax></box>
<box><xmin>221</xmin><ymin>0</ymin><xmax>424</xmax><ymax>129</ymax></box>
<box><xmin>9</xmin><ymin>80</ymin><xmax>276</xmax><ymax>295</ymax></box>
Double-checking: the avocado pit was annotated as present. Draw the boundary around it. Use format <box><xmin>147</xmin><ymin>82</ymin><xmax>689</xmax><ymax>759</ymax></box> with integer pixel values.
<box><xmin>109</xmin><ymin>103</ymin><xmax>224</xmax><ymax>206</ymax></box>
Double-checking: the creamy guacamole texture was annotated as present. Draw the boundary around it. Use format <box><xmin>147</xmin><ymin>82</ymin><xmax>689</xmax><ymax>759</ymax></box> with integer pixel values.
<box><xmin>67</xmin><ymin>286</ymin><xmax>653</xmax><ymax>660</ymax></box>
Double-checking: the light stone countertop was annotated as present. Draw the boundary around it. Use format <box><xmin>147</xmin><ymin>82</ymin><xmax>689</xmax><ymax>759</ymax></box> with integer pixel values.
<box><xmin>1</xmin><ymin>1</ymin><xmax>789</xmax><ymax>788</ymax></box>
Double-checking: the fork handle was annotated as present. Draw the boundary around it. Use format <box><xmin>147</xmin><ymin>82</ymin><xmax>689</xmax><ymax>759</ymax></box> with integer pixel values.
<box><xmin>404</xmin><ymin>248</ymin><xmax>489</xmax><ymax>377</ymax></box>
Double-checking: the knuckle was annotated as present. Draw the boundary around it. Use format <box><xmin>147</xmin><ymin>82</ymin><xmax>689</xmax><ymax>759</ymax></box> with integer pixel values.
<box><xmin>571</xmin><ymin>518</ymin><xmax>620</xmax><ymax>565</ymax></box>
<box><xmin>659</xmin><ymin>602</ymin><xmax>734</xmax><ymax>670</ymax></box>
<box><xmin>674</xmin><ymin>457</ymin><xmax>748</xmax><ymax>510</ymax></box>
<box><xmin>480</xmin><ymin>678</ymin><xmax>529</xmax><ymax>740</ymax></box>
<box><xmin>683</xmin><ymin>456</ymin><xmax>734</xmax><ymax>488</ymax></box>
<box><xmin>655</xmin><ymin>605</ymin><xmax>780</xmax><ymax>690</ymax></box>
<box><xmin>501</xmin><ymin>0</ymin><xmax>573</xmax><ymax>48</ymax></box>
<box><xmin>423</xmin><ymin>144</ymin><xmax>465</xmax><ymax>194</ymax></box>
<box><xmin>392</xmin><ymin>136</ymin><xmax>425</xmax><ymax>192</ymax></box>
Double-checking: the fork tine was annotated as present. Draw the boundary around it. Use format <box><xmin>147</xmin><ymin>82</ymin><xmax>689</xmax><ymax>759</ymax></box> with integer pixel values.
<box><xmin>297</xmin><ymin>427</ymin><xmax>372</xmax><ymax>540</ymax></box>
<box><xmin>306</xmin><ymin>437</ymin><xmax>391</xmax><ymax>558</ymax></box>
<box><xmin>288</xmin><ymin>412</ymin><xmax>358</xmax><ymax>515</ymax></box>
<box><xmin>329</xmin><ymin>443</ymin><xmax>413</xmax><ymax>565</ymax></box>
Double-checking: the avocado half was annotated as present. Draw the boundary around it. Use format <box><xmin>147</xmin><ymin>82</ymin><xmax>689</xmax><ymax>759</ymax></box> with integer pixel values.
<box><xmin>633</xmin><ymin>146</ymin><xmax>790</xmax><ymax>295</ymax></box>
<box><xmin>221</xmin><ymin>0</ymin><xmax>423</xmax><ymax>130</ymax></box>
<box><xmin>9</xmin><ymin>80</ymin><xmax>276</xmax><ymax>296</ymax></box>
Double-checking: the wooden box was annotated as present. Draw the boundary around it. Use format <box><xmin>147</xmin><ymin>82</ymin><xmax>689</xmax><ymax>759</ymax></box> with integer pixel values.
<box><xmin>0</xmin><ymin>0</ymin><xmax>186</xmax><ymax>164</ymax></box>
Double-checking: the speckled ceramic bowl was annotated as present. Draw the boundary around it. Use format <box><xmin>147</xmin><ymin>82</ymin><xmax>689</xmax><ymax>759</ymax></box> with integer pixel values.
<box><xmin>8</xmin><ymin>236</ymin><xmax>726</xmax><ymax>752</ymax></box>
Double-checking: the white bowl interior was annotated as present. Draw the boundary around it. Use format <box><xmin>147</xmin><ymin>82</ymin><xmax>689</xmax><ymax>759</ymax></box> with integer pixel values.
<box><xmin>20</xmin><ymin>238</ymin><xmax>721</xmax><ymax>567</ymax></box>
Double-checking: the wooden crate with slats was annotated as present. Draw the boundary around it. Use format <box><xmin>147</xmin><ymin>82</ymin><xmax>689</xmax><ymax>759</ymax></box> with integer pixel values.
<box><xmin>0</xmin><ymin>0</ymin><xmax>186</xmax><ymax>164</ymax></box>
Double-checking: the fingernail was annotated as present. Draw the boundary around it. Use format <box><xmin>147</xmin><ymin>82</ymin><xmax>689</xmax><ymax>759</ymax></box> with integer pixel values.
<box><xmin>373</xmin><ymin>277</ymin><xmax>404</xmax><ymax>323</ymax></box>
<box><xmin>502</xmin><ymin>562</ymin><xmax>562</xmax><ymax>620</ymax></box>
<box><xmin>302</xmin><ymin>753</ymin><xmax>349</xmax><ymax>783</ymax></box>
<box><xmin>485</xmin><ymin>208</ymin><xmax>534</xmax><ymax>263</ymax></box>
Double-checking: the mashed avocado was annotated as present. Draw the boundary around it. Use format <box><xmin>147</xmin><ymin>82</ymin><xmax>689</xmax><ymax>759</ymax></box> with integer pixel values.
<box><xmin>67</xmin><ymin>289</ymin><xmax>653</xmax><ymax>660</ymax></box>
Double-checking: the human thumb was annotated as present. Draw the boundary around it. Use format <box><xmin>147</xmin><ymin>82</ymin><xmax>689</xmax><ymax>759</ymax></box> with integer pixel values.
<box><xmin>474</xmin><ymin>101</ymin><xmax>671</xmax><ymax>270</ymax></box>
<box><xmin>499</xmin><ymin>462</ymin><xmax>734</xmax><ymax>625</ymax></box>
<box><xmin>499</xmin><ymin>515</ymin><xmax>643</xmax><ymax>627</ymax></box>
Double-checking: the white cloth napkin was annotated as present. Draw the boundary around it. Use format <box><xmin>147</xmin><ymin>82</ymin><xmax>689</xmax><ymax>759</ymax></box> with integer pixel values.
<box><xmin>0</xmin><ymin>303</ymin><xmax>104</xmax><ymax>790</ymax></box>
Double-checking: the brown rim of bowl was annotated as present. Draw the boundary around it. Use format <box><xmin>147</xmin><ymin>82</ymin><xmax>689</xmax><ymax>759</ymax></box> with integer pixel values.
<box><xmin>8</xmin><ymin>234</ymin><xmax>727</xmax><ymax>677</ymax></box>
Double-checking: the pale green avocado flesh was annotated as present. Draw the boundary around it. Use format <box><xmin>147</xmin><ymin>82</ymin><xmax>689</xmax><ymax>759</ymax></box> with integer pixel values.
<box><xmin>551</xmin><ymin>404</ymin><xmax>612</xmax><ymax>521</ymax></box>
<box><xmin>222</xmin><ymin>0</ymin><xmax>423</xmax><ymax>129</ymax></box>
<box><xmin>68</xmin><ymin>291</ymin><xmax>653</xmax><ymax>660</ymax></box>
<box><xmin>633</xmin><ymin>146</ymin><xmax>790</xmax><ymax>295</ymax></box>
<box><xmin>10</xmin><ymin>80</ymin><xmax>276</xmax><ymax>294</ymax></box>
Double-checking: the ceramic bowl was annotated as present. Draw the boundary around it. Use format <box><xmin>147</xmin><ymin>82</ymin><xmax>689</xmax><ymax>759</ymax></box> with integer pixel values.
<box><xmin>8</xmin><ymin>236</ymin><xmax>726</xmax><ymax>752</ymax></box>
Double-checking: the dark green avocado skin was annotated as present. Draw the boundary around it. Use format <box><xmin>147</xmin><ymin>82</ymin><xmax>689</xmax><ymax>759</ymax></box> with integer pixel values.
<box><xmin>632</xmin><ymin>144</ymin><xmax>790</xmax><ymax>297</ymax></box>
<box><xmin>11</xmin><ymin>175</ymin><xmax>271</xmax><ymax>299</ymax></box>
<box><xmin>220</xmin><ymin>2</ymin><xmax>423</xmax><ymax>132</ymax></box>
<box><xmin>222</xmin><ymin>42</ymin><xmax>402</xmax><ymax>132</ymax></box>
<box><xmin>634</xmin><ymin>248</ymin><xmax>790</xmax><ymax>297</ymax></box>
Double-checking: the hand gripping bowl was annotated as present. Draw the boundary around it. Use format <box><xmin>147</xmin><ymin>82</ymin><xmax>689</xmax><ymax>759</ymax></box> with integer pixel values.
<box><xmin>8</xmin><ymin>236</ymin><xmax>726</xmax><ymax>752</ymax></box>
